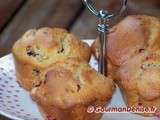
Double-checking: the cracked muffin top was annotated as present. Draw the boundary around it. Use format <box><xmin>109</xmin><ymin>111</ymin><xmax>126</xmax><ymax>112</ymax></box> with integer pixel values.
<box><xmin>92</xmin><ymin>15</ymin><xmax>160</xmax><ymax>67</ymax></box>
<box><xmin>31</xmin><ymin>59</ymin><xmax>115</xmax><ymax>109</ymax></box>
<box><xmin>12</xmin><ymin>27</ymin><xmax>91</xmax><ymax>68</ymax></box>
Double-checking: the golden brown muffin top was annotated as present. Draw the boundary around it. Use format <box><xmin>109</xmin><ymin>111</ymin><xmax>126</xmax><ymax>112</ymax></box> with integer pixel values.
<box><xmin>108</xmin><ymin>15</ymin><xmax>160</xmax><ymax>99</ymax></box>
<box><xmin>118</xmin><ymin>50</ymin><xmax>160</xmax><ymax>101</ymax></box>
<box><xmin>92</xmin><ymin>15</ymin><xmax>160</xmax><ymax>67</ymax></box>
<box><xmin>12</xmin><ymin>27</ymin><xmax>90</xmax><ymax>68</ymax></box>
<box><xmin>31</xmin><ymin>59</ymin><xmax>115</xmax><ymax>109</ymax></box>
<box><xmin>107</xmin><ymin>15</ymin><xmax>160</xmax><ymax>66</ymax></box>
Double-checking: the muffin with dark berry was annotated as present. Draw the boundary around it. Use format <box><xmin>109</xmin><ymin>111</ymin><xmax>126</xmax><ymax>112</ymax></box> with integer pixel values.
<box><xmin>31</xmin><ymin>59</ymin><xmax>115</xmax><ymax>120</ymax></box>
<box><xmin>12</xmin><ymin>27</ymin><xmax>91</xmax><ymax>90</ymax></box>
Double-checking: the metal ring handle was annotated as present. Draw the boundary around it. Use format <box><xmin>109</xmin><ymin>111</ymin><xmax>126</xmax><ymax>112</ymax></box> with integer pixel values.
<box><xmin>82</xmin><ymin>0</ymin><xmax>127</xmax><ymax>75</ymax></box>
<box><xmin>83</xmin><ymin>0</ymin><xmax>127</xmax><ymax>19</ymax></box>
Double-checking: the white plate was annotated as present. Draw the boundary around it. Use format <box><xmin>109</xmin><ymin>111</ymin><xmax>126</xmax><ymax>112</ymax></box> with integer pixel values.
<box><xmin>0</xmin><ymin>40</ymin><xmax>158</xmax><ymax>120</ymax></box>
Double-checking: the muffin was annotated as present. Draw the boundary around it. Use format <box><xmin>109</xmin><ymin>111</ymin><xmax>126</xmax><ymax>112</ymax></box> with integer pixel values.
<box><xmin>92</xmin><ymin>15</ymin><xmax>160</xmax><ymax>67</ymax></box>
<box><xmin>12</xmin><ymin>27</ymin><xmax>91</xmax><ymax>90</ymax></box>
<box><xmin>31</xmin><ymin>59</ymin><xmax>115</xmax><ymax>120</ymax></box>
<box><xmin>117</xmin><ymin>51</ymin><xmax>160</xmax><ymax>116</ymax></box>
<box><xmin>92</xmin><ymin>15</ymin><xmax>160</xmax><ymax>116</ymax></box>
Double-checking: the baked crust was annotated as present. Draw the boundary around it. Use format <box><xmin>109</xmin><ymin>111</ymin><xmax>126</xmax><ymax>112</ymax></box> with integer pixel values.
<box><xmin>118</xmin><ymin>51</ymin><xmax>160</xmax><ymax>116</ymax></box>
<box><xmin>31</xmin><ymin>59</ymin><xmax>115</xmax><ymax>120</ymax></box>
<box><xmin>12</xmin><ymin>27</ymin><xmax>91</xmax><ymax>90</ymax></box>
<box><xmin>91</xmin><ymin>15</ymin><xmax>160</xmax><ymax>116</ymax></box>
<box><xmin>92</xmin><ymin>15</ymin><xmax>160</xmax><ymax>66</ymax></box>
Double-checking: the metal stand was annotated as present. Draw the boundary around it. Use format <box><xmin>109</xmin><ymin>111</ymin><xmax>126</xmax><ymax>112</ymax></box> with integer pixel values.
<box><xmin>82</xmin><ymin>0</ymin><xmax>127</xmax><ymax>75</ymax></box>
